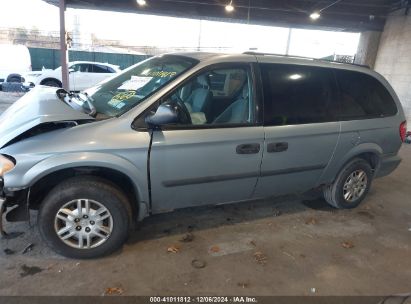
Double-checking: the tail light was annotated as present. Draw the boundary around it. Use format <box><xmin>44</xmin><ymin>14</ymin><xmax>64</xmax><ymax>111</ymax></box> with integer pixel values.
<box><xmin>400</xmin><ymin>121</ymin><xmax>407</xmax><ymax>142</ymax></box>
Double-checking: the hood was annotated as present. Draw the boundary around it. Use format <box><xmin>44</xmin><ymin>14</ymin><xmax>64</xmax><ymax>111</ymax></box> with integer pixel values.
<box><xmin>0</xmin><ymin>86</ymin><xmax>93</xmax><ymax>148</ymax></box>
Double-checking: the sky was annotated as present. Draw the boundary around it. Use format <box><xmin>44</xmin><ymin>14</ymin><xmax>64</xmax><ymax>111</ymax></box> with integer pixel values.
<box><xmin>0</xmin><ymin>0</ymin><xmax>361</xmax><ymax>58</ymax></box>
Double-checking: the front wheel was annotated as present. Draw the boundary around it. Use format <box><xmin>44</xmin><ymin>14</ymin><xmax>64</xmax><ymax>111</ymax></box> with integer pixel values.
<box><xmin>323</xmin><ymin>158</ymin><xmax>373</xmax><ymax>209</ymax></box>
<box><xmin>38</xmin><ymin>176</ymin><xmax>132</xmax><ymax>259</ymax></box>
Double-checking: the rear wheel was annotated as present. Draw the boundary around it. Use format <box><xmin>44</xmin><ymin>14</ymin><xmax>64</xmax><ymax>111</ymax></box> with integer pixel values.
<box><xmin>323</xmin><ymin>158</ymin><xmax>373</xmax><ymax>209</ymax></box>
<box><xmin>38</xmin><ymin>176</ymin><xmax>132</xmax><ymax>259</ymax></box>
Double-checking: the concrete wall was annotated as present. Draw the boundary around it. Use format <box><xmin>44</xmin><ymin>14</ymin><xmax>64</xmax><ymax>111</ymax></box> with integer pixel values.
<box><xmin>374</xmin><ymin>9</ymin><xmax>411</xmax><ymax>121</ymax></box>
<box><xmin>355</xmin><ymin>31</ymin><xmax>381</xmax><ymax>68</ymax></box>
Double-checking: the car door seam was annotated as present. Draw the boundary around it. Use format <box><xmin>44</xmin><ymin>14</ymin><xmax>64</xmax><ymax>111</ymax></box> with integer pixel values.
<box><xmin>316</xmin><ymin>121</ymin><xmax>342</xmax><ymax>184</ymax></box>
<box><xmin>147</xmin><ymin>129</ymin><xmax>154</xmax><ymax>213</ymax></box>
<box><xmin>250</xmin><ymin>128</ymin><xmax>265</xmax><ymax>198</ymax></box>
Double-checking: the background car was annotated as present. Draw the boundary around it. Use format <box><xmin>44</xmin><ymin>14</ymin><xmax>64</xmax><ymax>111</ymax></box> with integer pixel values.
<box><xmin>0</xmin><ymin>44</ymin><xmax>32</xmax><ymax>88</ymax></box>
<box><xmin>25</xmin><ymin>61</ymin><xmax>121</xmax><ymax>92</ymax></box>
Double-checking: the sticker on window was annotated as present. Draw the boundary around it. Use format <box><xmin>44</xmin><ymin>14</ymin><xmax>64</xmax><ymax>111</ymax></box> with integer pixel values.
<box><xmin>108</xmin><ymin>91</ymin><xmax>135</xmax><ymax>109</ymax></box>
<box><xmin>108</xmin><ymin>99</ymin><xmax>122</xmax><ymax>108</ymax></box>
<box><xmin>118</xmin><ymin>76</ymin><xmax>153</xmax><ymax>91</ymax></box>
<box><xmin>115</xmin><ymin>102</ymin><xmax>126</xmax><ymax>109</ymax></box>
<box><xmin>144</xmin><ymin>71</ymin><xmax>177</xmax><ymax>78</ymax></box>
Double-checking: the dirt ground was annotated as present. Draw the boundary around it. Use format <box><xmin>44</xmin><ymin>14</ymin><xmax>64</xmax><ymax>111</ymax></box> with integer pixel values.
<box><xmin>0</xmin><ymin>93</ymin><xmax>411</xmax><ymax>296</ymax></box>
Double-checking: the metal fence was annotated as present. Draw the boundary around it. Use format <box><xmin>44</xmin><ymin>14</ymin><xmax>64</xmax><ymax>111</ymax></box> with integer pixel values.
<box><xmin>28</xmin><ymin>47</ymin><xmax>150</xmax><ymax>71</ymax></box>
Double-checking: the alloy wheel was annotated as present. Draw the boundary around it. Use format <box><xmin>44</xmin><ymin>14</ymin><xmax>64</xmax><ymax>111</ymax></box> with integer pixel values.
<box><xmin>54</xmin><ymin>199</ymin><xmax>113</xmax><ymax>249</ymax></box>
<box><xmin>342</xmin><ymin>170</ymin><xmax>368</xmax><ymax>203</ymax></box>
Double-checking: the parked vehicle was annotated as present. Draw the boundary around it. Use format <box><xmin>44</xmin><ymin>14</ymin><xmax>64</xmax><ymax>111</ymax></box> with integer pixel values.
<box><xmin>0</xmin><ymin>44</ymin><xmax>31</xmax><ymax>86</ymax></box>
<box><xmin>25</xmin><ymin>61</ymin><xmax>121</xmax><ymax>92</ymax></box>
<box><xmin>0</xmin><ymin>52</ymin><xmax>406</xmax><ymax>258</ymax></box>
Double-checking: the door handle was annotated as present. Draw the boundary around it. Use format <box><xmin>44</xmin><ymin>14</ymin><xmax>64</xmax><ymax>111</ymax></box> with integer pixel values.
<box><xmin>236</xmin><ymin>143</ymin><xmax>260</xmax><ymax>154</ymax></box>
<box><xmin>267</xmin><ymin>142</ymin><xmax>288</xmax><ymax>153</ymax></box>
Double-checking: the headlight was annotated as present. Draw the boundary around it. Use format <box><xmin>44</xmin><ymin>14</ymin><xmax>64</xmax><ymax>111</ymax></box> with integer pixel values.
<box><xmin>0</xmin><ymin>155</ymin><xmax>15</xmax><ymax>176</ymax></box>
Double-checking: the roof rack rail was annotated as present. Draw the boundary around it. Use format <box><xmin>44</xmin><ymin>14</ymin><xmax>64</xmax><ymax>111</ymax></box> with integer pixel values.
<box><xmin>243</xmin><ymin>51</ymin><xmax>370</xmax><ymax>69</ymax></box>
<box><xmin>320</xmin><ymin>58</ymin><xmax>371</xmax><ymax>69</ymax></box>
<box><xmin>243</xmin><ymin>51</ymin><xmax>314</xmax><ymax>61</ymax></box>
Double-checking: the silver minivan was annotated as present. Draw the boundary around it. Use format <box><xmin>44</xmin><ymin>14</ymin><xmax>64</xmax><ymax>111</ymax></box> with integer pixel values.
<box><xmin>0</xmin><ymin>52</ymin><xmax>407</xmax><ymax>258</ymax></box>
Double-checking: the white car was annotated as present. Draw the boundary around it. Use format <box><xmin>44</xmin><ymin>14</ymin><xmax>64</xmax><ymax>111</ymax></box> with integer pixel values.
<box><xmin>25</xmin><ymin>61</ymin><xmax>121</xmax><ymax>92</ymax></box>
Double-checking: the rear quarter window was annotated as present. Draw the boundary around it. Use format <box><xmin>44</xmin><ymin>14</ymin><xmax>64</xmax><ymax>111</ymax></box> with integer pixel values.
<box><xmin>336</xmin><ymin>69</ymin><xmax>397</xmax><ymax>119</ymax></box>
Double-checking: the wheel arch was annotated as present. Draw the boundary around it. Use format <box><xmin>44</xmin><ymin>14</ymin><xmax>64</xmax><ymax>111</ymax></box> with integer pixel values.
<box><xmin>354</xmin><ymin>152</ymin><xmax>380</xmax><ymax>171</ymax></box>
<box><xmin>40</xmin><ymin>77</ymin><xmax>62</xmax><ymax>87</ymax></box>
<box><xmin>22</xmin><ymin>153</ymin><xmax>150</xmax><ymax>221</ymax></box>
<box><xmin>320</xmin><ymin>143</ymin><xmax>383</xmax><ymax>185</ymax></box>
<box><xmin>29</xmin><ymin>166</ymin><xmax>144</xmax><ymax>222</ymax></box>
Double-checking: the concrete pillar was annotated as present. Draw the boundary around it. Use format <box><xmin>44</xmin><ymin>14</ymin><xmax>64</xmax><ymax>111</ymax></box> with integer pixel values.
<box><xmin>374</xmin><ymin>8</ymin><xmax>411</xmax><ymax>122</ymax></box>
<box><xmin>59</xmin><ymin>0</ymin><xmax>69</xmax><ymax>90</ymax></box>
<box><xmin>354</xmin><ymin>31</ymin><xmax>381</xmax><ymax>68</ymax></box>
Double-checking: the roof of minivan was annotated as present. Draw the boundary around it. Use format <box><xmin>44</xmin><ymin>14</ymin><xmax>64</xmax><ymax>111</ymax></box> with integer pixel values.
<box><xmin>169</xmin><ymin>51</ymin><xmax>371</xmax><ymax>74</ymax></box>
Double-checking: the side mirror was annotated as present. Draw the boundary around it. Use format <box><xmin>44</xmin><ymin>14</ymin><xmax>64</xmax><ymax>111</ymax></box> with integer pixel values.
<box><xmin>145</xmin><ymin>102</ymin><xmax>180</xmax><ymax>128</ymax></box>
<box><xmin>68</xmin><ymin>68</ymin><xmax>75</xmax><ymax>74</ymax></box>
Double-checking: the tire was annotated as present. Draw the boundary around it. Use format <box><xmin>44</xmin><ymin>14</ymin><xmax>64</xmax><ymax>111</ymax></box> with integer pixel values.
<box><xmin>323</xmin><ymin>158</ymin><xmax>373</xmax><ymax>209</ymax></box>
<box><xmin>38</xmin><ymin>176</ymin><xmax>132</xmax><ymax>259</ymax></box>
<box><xmin>7</xmin><ymin>74</ymin><xmax>22</xmax><ymax>83</ymax></box>
<box><xmin>42</xmin><ymin>79</ymin><xmax>61</xmax><ymax>88</ymax></box>
<box><xmin>8</xmin><ymin>76</ymin><xmax>21</xmax><ymax>83</ymax></box>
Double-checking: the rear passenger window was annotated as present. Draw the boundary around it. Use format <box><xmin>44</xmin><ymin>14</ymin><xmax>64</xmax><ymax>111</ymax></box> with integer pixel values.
<box><xmin>91</xmin><ymin>64</ymin><xmax>109</xmax><ymax>73</ymax></box>
<box><xmin>261</xmin><ymin>64</ymin><xmax>338</xmax><ymax>126</ymax></box>
<box><xmin>336</xmin><ymin>70</ymin><xmax>397</xmax><ymax>119</ymax></box>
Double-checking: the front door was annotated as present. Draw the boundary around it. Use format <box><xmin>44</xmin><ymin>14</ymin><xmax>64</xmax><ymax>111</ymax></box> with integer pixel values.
<box><xmin>253</xmin><ymin>62</ymin><xmax>340</xmax><ymax>198</ymax></box>
<box><xmin>149</xmin><ymin>63</ymin><xmax>264</xmax><ymax>213</ymax></box>
<box><xmin>69</xmin><ymin>63</ymin><xmax>91</xmax><ymax>91</ymax></box>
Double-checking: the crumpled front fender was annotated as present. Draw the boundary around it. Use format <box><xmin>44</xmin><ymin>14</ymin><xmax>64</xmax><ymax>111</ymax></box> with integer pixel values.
<box><xmin>5</xmin><ymin>151</ymin><xmax>148</xmax><ymax>204</ymax></box>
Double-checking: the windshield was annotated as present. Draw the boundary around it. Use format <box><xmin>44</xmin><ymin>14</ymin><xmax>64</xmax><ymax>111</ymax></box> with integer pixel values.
<box><xmin>85</xmin><ymin>55</ymin><xmax>198</xmax><ymax>117</ymax></box>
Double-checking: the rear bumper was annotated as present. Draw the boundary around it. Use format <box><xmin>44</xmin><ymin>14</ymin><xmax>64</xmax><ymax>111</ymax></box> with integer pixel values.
<box><xmin>375</xmin><ymin>154</ymin><xmax>402</xmax><ymax>178</ymax></box>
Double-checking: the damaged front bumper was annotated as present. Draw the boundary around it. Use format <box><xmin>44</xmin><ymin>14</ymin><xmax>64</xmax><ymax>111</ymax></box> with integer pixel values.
<box><xmin>0</xmin><ymin>177</ymin><xmax>30</xmax><ymax>237</ymax></box>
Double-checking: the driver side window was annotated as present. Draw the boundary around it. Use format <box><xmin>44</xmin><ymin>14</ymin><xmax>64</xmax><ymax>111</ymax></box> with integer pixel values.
<box><xmin>167</xmin><ymin>66</ymin><xmax>255</xmax><ymax>126</ymax></box>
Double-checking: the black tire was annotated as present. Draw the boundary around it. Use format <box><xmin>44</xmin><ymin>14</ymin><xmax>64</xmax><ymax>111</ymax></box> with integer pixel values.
<box><xmin>8</xmin><ymin>76</ymin><xmax>21</xmax><ymax>83</ymax></box>
<box><xmin>323</xmin><ymin>158</ymin><xmax>373</xmax><ymax>209</ymax></box>
<box><xmin>38</xmin><ymin>176</ymin><xmax>132</xmax><ymax>259</ymax></box>
<box><xmin>7</xmin><ymin>74</ymin><xmax>23</xmax><ymax>83</ymax></box>
<box><xmin>42</xmin><ymin>79</ymin><xmax>62</xmax><ymax>88</ymax></box>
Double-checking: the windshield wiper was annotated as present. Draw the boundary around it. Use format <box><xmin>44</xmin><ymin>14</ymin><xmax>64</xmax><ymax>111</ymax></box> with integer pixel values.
<box><xmin>77</xmin><ymin>92</ymin><xmax>97</xmax><ymax>117</ymax></box>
